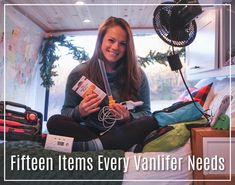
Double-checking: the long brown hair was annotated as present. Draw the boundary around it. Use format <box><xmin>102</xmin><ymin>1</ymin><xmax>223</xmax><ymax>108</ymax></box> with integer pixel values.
<box><xmin>85</xmin><ymin>16</ymin><xmax>142</xmax><ymax>101</ymax></box>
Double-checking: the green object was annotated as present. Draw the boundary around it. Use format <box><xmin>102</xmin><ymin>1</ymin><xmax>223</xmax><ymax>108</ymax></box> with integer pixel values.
<box><xmin>143</xmin><ymin>123</ymin><xmax>190</xmax><ymax>152</ymax></box>
<box><xmin>138</xmin><ymin>48</ymin><xmax>185</xmax><ymax>68</ymax></box>
<box><xmin>212</xmin><ymin>113</ymin><xmax>230</xmax><ymax>130</ymax></box>
<box><xmin>39</xmin><ymin>35</ymin><xmax>89</xmax><ymax>89</ymax></box>
<box><xmin>142</xmin><ymin>119</ymin><xmax>208</xmax><ymax>152</ymax></box>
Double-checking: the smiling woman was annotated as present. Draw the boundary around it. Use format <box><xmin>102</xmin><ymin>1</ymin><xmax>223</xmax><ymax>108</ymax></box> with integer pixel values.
<box><xmin>45</xmin><ymin>16</ymin><xmax>160</xmax><ymax>153</ymax></box>
<box><xmin>101</xmin><ymin>25</ymin><xmax>127</xmax><ymax>71</ymax></box>
<box><xmin>47</xmin><ymin>34</ymin><xmax>189</xmax><ymax>122</ymax></box>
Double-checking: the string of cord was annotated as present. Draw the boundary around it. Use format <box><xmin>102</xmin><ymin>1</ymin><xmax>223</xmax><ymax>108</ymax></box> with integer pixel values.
<box><xmin>171</xmin><ymin>44</ymin><xmax>210</xmax><ymax>123</ymax></box>
<box><xmin>98</xmin><ymin>106</ymin><xmax>123</xmax><ymax>135</ymax></box>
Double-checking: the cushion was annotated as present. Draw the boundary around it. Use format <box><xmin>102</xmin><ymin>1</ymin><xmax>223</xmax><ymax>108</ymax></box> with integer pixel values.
<box><xmin>194</xmin><ymin>78</ymin><xmax>216</xmax><ymax>89</ymax></box>
<box><xmin>177</xmin><ymin>83</ymin><xmax>213</xmax><ymax>106</ymax></box>
<box><xmin>209</xmin><ymin>78</ymin><xmax>235</xmax><ymax>127</ymax></box>
<box><xmin>142</xmin><ymin>119</ymin><xmax>208</xmax><ymax>152</ymax></box>
<box><xmin>142</xmin><ymin>123</ymin><xmax>190</xmax><ymax>152</ymax></box>
<box><xmin>202</xmin><ymin>86</ymin><xmax>215</xmax><ymax>110</ymax></box>
<box><xmin>177</xmin><ymin>87</ymin><xmax>197</xmax><ymax>101</ymax></box>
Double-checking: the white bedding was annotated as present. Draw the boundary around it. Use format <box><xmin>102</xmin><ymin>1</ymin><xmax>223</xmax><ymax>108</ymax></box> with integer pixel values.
<box><xmin>121</xmin><ymin>77</ymin><xmax>234</xmax><ymax>184</ymax></box>
<box><xmin>123</xmin><ymin>139</ymin><xmax>193</xmax><ymax>185</ymax></box>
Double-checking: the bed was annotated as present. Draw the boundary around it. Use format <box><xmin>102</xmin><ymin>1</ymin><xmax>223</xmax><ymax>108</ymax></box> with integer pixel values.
<box><xmin>123</xmin><ymin>139</ymin><xmax>193</xmax><ymax>184</ymax></box>
<box><xmin>1</xmin><ymin>77</ymin><xmax>234</xmax><ymax>184</ymax></box>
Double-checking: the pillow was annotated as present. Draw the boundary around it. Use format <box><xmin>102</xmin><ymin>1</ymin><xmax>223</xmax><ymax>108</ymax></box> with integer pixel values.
<box><xmin>194</xmin><ymin>78</ymin><xmax>216</xmax><ymax>89</ymax></box>
<box><xmin>142</xmin><ymin>119</ymin><xmax>208</xmax><ymax>152</ymax></box>
<box><xmin>209</xmin><ymin>78</ymin><xmax>235</xmax><ymax>121</ymax></box>
<box><xmin>202</xmin><ymin>86</ymin><xmax>215</xmax><ymax>110</ymax></box>
<box><xmin>177</xmin><ymin>83</ymin><xmax>213</xmax><ymax>106</ymax></box>
<box><xmin>177</xmin><ymin>87</ymin><xmax>197</xmax><ymax>102</ymax></box>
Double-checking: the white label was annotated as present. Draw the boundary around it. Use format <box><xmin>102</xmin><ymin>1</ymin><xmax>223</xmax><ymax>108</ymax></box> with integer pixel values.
<box><xmin>72</xmin><ymin>76</ymin><xmax>106</xmax><ymax>101</ymax></box>
<box><xmin>44</xmin><ymin>134</ymin><xmax>74</xmax><ymax>153</ymax></box>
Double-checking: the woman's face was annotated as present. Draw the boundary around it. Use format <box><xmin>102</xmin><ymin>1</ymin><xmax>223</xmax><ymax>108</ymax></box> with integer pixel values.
<box><xmin>101</xmin><ymin>25</ymin><xmax>127</xmax><ymax>65</ymax></box>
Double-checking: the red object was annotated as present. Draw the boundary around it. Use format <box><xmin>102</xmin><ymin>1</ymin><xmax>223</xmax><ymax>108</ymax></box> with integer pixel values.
<box><xmin>0</xmin><ymin>101</ymin><xmax>43</xmax><ymax>141</ymax></box>
<box><xmin>27</xmin><ymin>113</ymin><xmax>37</xmax><ymax>121</ymax></box>
<box><xmin>0</xmin><ymin>125</ymin><xmax>25</xmax><ymax>133</ymax></box>
<box><xmin>0</xmin><ymin>119</ymin><xmax>22</xmax><ymax>127</ymax></box>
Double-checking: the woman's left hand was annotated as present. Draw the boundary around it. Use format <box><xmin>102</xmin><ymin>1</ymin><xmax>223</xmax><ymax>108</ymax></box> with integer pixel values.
<box><xmin>110</xmin><ymin>103</ymin><xmax>131</xmax><ymax>122</ymax></box>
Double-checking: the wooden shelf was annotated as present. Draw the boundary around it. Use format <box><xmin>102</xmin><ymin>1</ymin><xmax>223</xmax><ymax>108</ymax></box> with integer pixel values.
<box><xmin>191</xmin><ymin>127</ymin><xmax>235</xmax><ymax>185</ymax></box>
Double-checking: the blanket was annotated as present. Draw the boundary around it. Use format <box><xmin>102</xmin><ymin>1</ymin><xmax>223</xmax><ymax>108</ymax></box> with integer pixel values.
<box><xmin>0</xmin><ymin>141</ymin><xmax>124</xmax><ymax>185</ymax></box>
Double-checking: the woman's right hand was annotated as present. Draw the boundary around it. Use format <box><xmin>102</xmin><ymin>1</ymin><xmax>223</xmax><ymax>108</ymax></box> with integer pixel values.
<box><xmin>77</xmin><ymin>93</ymin><xmax>102</xmax><ymax>117</ymax></box>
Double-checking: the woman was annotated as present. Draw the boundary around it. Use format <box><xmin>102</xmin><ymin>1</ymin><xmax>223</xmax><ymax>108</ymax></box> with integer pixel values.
<box><xmin>47</xmin><ymin>17</ymin><xmax>159</xmax><ymax>152</ymax></box>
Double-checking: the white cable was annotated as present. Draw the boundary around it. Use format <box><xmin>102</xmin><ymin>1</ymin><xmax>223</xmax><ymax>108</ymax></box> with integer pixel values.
<box><xmin>98</xmin><ymin>101</ymin><xmax>144</xmax><ymax>135</ymax></box>
<box><xmin>98</xmin><ymin>106</ymin><xmax>123</xmax><ymax>135</ymax></box>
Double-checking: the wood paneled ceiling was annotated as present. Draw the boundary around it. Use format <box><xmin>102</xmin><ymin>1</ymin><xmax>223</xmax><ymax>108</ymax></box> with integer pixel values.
<box><xmin>4</xmin><ymin>0</ymin><xmax>231</xmax><ymax>33</ymax></box>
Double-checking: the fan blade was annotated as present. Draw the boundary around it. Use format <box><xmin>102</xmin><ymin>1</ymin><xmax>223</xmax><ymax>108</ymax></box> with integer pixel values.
<box><xmin>167</xmin><ymin>30</ymin><xmax>189</xmax><ymax>42</ymax></box>
<box><xmin>159</xmin><ymin>9</ymin><xmax>170</xmax><ymax>31</ymax></box>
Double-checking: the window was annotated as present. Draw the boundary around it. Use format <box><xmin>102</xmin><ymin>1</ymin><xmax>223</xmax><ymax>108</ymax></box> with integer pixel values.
<box><xmin>47</xmin><ymin>35</ymin><xmax>96</xmax><ymax>119</ymax></box>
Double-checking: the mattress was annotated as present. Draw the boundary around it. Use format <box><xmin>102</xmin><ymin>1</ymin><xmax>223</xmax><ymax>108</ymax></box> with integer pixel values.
<box><xmin>123</xmin><ymin>139</ymin><xmax>193</xmax><ymax>185</ymax></box>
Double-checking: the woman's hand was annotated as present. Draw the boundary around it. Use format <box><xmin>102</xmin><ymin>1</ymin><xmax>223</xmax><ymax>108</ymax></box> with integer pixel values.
<box><xmin>78</xmin><ymin>93</ymin><xmax>102</xmax><ymax>117</ymax></box>
<box><xmin>111</xmin><ymin>103</ymin><xmax>131</xmax><ymax>122</ymax></box>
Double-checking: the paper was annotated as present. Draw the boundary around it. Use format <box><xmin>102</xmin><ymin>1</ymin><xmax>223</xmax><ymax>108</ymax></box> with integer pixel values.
<box><xmin>72</xmin><ymin>76</ymin><xmax>106</xmax><ymax>101</ymax></box>
<box><xmin>44</xmin><ymin>134</ymin><xmax>74</xmax><ymax>153</ymax></box>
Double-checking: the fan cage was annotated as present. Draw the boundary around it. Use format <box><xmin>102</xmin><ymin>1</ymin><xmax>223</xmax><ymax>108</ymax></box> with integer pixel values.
<box><xmin>153</xmin><ymin>5</ymin><xmax>197</xmax><ymax>47</ymax></box>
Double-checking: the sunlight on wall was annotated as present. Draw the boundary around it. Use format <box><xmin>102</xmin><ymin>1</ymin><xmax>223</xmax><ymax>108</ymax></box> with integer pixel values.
<box><xmin>4</xmin><ymin>6</ymin><xmax>45</xmax><ymax>111</ymax></box>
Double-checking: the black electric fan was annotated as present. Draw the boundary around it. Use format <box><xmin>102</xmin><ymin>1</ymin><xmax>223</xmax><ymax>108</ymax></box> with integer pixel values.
<box><xmin>153</xmin><ymin>0</ymin><xmax>210</xmax><ymax>121</ymax></box>
<box><xmin>153</xmin><ymin>0</ymin><xmax>202</xmax><ymax>71</ymax></box>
